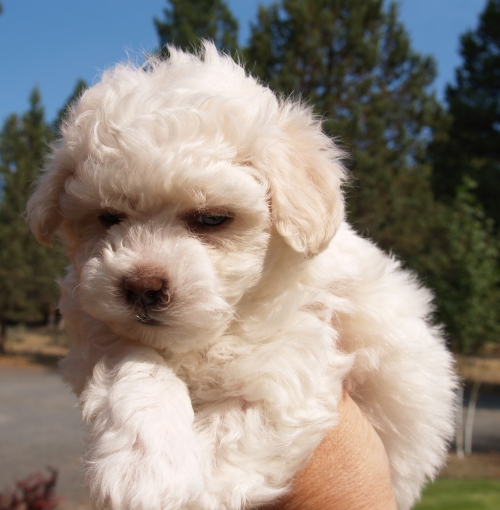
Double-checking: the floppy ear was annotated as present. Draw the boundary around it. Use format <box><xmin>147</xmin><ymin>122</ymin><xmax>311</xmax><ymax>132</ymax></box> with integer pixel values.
<box><xmin>26</xmin><ymin>143</ymin><xmax>74</xmax><ymax>246</ymax></box>
<box><xmin>263</xmin><ymin>103</ymin><xmax>346</xmax><ymax>256</ymax></box>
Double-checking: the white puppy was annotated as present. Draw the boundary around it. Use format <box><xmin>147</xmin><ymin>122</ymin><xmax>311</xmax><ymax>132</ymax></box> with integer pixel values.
<box><xmin>27</xmin><ymin>43</ymin><xmax>456</xmax><ymax>510</ymax></box>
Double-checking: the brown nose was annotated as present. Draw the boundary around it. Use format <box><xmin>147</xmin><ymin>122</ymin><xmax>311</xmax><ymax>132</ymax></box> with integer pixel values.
<box><xmin>123</xmin><ymin>276</ymin><xmax>165</xmax><ymax>308</ymax></box>
<box><xmin>123</xmin><ymin>276</ymin><xmax>163</xmax><ymax>295</ymax></box>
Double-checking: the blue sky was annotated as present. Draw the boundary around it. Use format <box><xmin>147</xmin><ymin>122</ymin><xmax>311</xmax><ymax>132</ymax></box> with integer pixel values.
<box><xmin>0</xmin><ymin>0</ymin><xmax>487</xmax><ymax>125</ymax></box>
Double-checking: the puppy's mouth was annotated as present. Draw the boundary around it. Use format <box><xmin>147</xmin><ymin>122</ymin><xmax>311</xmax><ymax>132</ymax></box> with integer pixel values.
<box><xmin>135</xmin><ymin>313</ymin><xmax>163</xmax><ymax>327</ymax></box>
<box><xmin>129</xmin><ymin>297</ymin><xmax>171</xmax><ymax>327</ymax></box>
<box><xmin>131</xmin><ymin>303</ymin><xmax>169</xmax><ymax>327</ymax></box>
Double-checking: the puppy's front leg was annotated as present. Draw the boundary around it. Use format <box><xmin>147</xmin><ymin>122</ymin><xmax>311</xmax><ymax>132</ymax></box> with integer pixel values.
<box><xmin>80</xmin><ymin>346</ymin><xmax>205</xmax><ymax>510</ymax></box>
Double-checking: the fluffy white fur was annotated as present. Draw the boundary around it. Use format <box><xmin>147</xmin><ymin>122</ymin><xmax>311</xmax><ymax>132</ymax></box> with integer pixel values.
<box><xmin>27</xmin><ymin>43</ymin><xmax>456</xmax><ymax>510</ymax></box>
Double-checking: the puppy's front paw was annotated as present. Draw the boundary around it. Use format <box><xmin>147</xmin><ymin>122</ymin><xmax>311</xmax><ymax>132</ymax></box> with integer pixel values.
<box><xmin>87</xmin><ymin>422</ymin><xmax>205</xmax><ymax>510</ymax></box>
<box><xmin>82</xmin><ymin>348</ymin><xmax>206</xmax><ymax>510</ymax></box>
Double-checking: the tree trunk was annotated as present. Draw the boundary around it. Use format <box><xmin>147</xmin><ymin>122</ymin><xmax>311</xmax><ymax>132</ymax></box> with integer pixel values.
<box><xmin>455</xmin><ymin>385</ymin><xmax>465</xmax><ymax>458</ymax></box>
<box><xmin>464</xmin><ymin>380</ymin><xmax>482</xmax><ymax>456</ymax></box>
<box><xmin>0</xmin><ymin>320</ymin><xmax>7</xmax><ymax>355</ymax></box>
<box><xmin>47</xmin><ymin>306</ymin><xmax>57</xmax><ymax>329</ymax></box>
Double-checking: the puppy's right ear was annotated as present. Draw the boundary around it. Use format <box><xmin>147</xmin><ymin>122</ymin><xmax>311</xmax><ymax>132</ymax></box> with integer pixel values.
<box><xmin>27</xmin><ymin>145</ymin><xmax>74</xmax><ymax>246</ymax></box>
<box><xmin>261</xmin><ymin>103</ymin><xmax>347</xmax><ymax>257</ymax></box>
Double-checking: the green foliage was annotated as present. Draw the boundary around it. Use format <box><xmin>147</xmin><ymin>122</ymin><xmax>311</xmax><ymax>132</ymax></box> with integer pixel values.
<box><xmin>416</xmin><ymin>179</ymin><xmax>500</xmax><ymax>354</ymax></box>
<box><xmin>439</xmin><ymin>182</ymin><xmax>500</xmax><ymax>353</ymax></box>
<box><xmin>414</xmin><ymin>479</ymin><xmax>500</xmax><ymax>510</ymax></box>
<box><xmin>0</xmin><ymin>89</ymin><xmax>66</xmax><ymax>346</ymax></box>
<box><xmin>53</xmin><ymin>78</ymin><xmax>88</xmax><ymax>131</ymax></box>
<box><xmin>432</xmin><ymin>0</ymin><xmax>500</xmax><ymax>229</ymax></box>
<box><xmin>154</xmin><ymin>0</ymin><xmax>239</xmax><ymax>57</ymax></box>
<box><xmin>427</xmin><ymin>0</ymin><xmax>500</xmax><ymax>352</ymax></box>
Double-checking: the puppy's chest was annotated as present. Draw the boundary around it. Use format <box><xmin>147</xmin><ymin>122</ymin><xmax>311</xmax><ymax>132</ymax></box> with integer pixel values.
<box><xmin>170</xmin><ymin>340</ymin><xmax>339</xmax><ymax>424</ymax></box>
<box><xmin>174</xmin><ymin>358</ymin><xmax>251</xmax><ymax>411</ymax></box>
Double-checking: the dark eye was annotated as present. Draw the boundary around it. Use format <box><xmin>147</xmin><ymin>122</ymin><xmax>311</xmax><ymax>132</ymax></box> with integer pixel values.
<box><xmin>98</xmin><ymin>212</ymin><xmax>125</xmax><ymax>228</ymax></box>
<box><xmin>195</xmin><ymin>214</ymin><xmax>230</xmax><ymax>227</ymax></box>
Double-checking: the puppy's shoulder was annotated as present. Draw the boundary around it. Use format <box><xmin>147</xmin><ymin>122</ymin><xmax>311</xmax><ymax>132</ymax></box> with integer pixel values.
<box><xmin>317</xmin><ymin>222</ymin><xmax>434</xmax><ymax>314</ymax></box>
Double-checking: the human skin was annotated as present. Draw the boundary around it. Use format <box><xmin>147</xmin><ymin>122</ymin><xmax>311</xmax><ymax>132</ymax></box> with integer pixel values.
<box><xmin>263</xmin><ymin>391</ymin><xmax>398</xmax><ymax>510</ymax></box>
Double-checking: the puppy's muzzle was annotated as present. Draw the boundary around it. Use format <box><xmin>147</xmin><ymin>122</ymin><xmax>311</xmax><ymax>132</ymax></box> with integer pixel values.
<box><xmin>122</xmin><ymin>275</ymin><xmax>170</xmax><ymax>324</ymax></box>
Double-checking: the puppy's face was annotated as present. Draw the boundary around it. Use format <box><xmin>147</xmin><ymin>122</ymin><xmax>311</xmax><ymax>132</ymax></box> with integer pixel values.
<box><xmin>27</xmin><ymin>45</ymin><xmax>346</xmax><ymax>353</ymax></box>
<box><xmin>60</xmin><ymin>153</ymin><xmax>270</xmax><ymax>352</ymax></box>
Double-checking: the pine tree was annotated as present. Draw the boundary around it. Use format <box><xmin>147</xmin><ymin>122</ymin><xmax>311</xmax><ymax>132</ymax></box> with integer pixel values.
<box><xmin>0</xmin><ymin>90</ymin><xmax>66</xmax><ymax>352</ymax></box>
<box><xmin>432</xmin><ymin>0</ymin><xmax>500</xmax><ymax>229</ymax></box>
<box><xmin>425</xmin><ymin>179</ymin><xmax>500</xmax><ymax>353</ymax></box>
<box><xmin>426</xmin><ymin>0</ymin><xmax>500</xmax><ymax>352</ymax></box>
<box><xmin>154</xmin><ymin>0</ymin><xmax>239</xmax><ymax>57</ymax></box>
<box><xmin>53</xmin><ymin>78</ymin><xmax>88</xmax><ymax>131</ymax></box>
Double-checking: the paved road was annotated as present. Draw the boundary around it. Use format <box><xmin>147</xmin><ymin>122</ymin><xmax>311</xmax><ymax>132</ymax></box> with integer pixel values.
<box><xmin>1</xmin><ymin>365</ymin><xmax>499</xmax><ymax>508</ymax></box>
<box><xmin>0</xmin><ymin>365</ymin><xmax>89</xmax><ymax>508</ymax></box>
<box><xmin>461</xmin><ymin>391</ymin><xmax>500</xmax><ymax>452</ymax></box>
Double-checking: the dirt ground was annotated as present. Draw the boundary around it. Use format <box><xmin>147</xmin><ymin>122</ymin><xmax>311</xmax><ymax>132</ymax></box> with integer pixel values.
<box><xmin>0</xmin><ymin>326</ymin><xmax>67</xmax><ymax>368</ymax></box>
<box><xmin>457</xmin><ymin>354</ymin><xmax>500</xmax><ymax>385</ymax></box>
<box><xmin>440</xmin><ymin>452</ymin><xmax>500</xmax><ymax>479</ymax></box>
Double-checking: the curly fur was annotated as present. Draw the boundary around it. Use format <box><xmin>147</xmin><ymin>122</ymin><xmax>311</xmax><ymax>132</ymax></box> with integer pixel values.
<box><xmin>27</xmin><ymin>42</ymin><xmax>456</xmax><ymax>510</ymax></box>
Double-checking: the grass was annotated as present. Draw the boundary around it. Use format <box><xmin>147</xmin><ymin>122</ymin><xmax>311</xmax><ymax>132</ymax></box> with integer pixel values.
<box><xmin>414</xmin><ymin>479</ymin><xmax>500</xmax><ymax>510</ymax></box>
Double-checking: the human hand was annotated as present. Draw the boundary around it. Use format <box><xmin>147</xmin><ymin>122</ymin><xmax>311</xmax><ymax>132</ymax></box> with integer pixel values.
<box><xmin>264</xmin><ymin>391</ymin><xmax>397</xmax><ymax>510</ymax></box>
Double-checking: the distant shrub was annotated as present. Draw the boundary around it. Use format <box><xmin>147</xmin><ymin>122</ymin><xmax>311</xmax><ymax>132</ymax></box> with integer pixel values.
<box><xmin>0</xmin><ymin>468</ymin><xmax>59</xmax><ymax>510</ymax></box>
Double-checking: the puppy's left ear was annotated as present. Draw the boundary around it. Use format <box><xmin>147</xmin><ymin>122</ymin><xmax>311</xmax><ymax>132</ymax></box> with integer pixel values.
<box><xmin>264</xmin><ymin>104</ymin><xmax>346</xmax><ymax>256</ymax></box>
<box><xmin>26</xmin><ymin>143</ymin><xmax>74</xmax><ymax>246</ymax></box>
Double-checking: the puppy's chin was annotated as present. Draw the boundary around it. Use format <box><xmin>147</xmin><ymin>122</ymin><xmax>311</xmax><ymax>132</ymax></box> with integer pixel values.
<box><xmin>105</xmin><ymin>312</ymin><xmax>231</xmax><ymax>354</ymax></box>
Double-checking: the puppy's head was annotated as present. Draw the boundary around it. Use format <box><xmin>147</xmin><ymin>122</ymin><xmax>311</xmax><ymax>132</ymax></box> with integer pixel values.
<box><xmin>27</xmin><ymin>43</ymin><xmax>346</xmax><ymax>352</ymax></box>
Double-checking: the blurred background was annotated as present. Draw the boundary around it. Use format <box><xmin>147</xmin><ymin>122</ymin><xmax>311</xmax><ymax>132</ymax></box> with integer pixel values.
<box><xmin>0</xmin><ymin>1</ymin><xmax>499</xmax><ymax>509</ymax></box>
